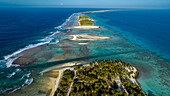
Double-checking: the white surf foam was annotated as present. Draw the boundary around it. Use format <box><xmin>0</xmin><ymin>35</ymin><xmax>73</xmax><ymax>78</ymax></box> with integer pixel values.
<box><xmin>50</xmin><ymin>31</ymin><xmax>60</xmax><ymax>37</ymax></box>
<box><xmin>0</xmin><ymin>12</ymin><xmax>78</xmax><ymax>95</ymax></box>
<box><xmin>4</xmin><ymin>41</ymin><xmax>51</xmax><ymax>60</ymax></box>
<box><xmin>24</xmin><ymin>78</ymin><xmax>33</xmax><ymax>85</ymax></box>
<box><xmin>55</xmin><ymin>13</ymin><xmax>78</xmax><ymax>29</ymax></box>
<box><xmin>6</xmin><ymin>68</ymin><xmax>21</xmax><ymax>78</ymax></box>
<box><xmin>19</xmin><ymin>72</ymin><xmax>31</xmax><ymax>80</ymax></box>
<box><xmin>1</xmin><ymin>42</ymin><xmax>49</xmax><ymax>68</ymax></box>
<box><xmin>2</xmin><ymin>71</ymin><xmax>33</xmax><ymax>94</ymax></box>
<box><xmin>40</xmin><ymin>31</ymin><xmax>60</xmax><ymax>42</ymax></box>
<box><xmin>2</xmin><ymin>37</ymin><xmax>55</xmax><ymax>68</ymax></box>
<box><xmin>8</xmin><ymin>78</ymin><xmax>33</xmax><ymax>94</ymax></box>
<box><xmin>1</xmin><ymin>12</ymin><xmax>77</xmax><ymax>68</ymax></box>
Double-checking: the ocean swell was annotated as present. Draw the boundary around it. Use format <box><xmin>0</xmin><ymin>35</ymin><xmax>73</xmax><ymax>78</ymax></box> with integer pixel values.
<box><xmin>0</xmin><ymin>12</ymin><xmax>78</xmax><ymax>68</ymax></box>
<box><xmin>0</xmin><ymin>12</ymin><xmax>77</xmax><ymax>94</ymax></box>
<box><xmin>55</xmin><ymin>13</ymin><xmax>78</xmax><ymax>29</ymax></box>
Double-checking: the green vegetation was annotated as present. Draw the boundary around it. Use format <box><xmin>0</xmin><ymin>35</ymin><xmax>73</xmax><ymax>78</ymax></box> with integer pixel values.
<box><xmin>70</xmin><ymin>80</ymin><xmax>126</xmax><ymax>96</ymax></box>
<box><xmin>120</xmin><ymin>77</ymin><xmax>144</xmax><ymax>96</ymax></box>
<box><xmin>78</xmin><ymin>16</ymin><xmax>91</xmax><ymax>20</ymax></box>
<box><xmin>54</xmin><ymin>60</ymin><xmax>147</xmax><ymax>96</ymax></box>
<box><xmin>79</xmin><ymin>20</ymin><xmax>94</xmax><ymax>26</ymax></box>
<box><xmin>54</xmin><ymin>70</ymin><xmax>74</xmax><ymax>96</ymax></box>
<box><xmin>78</xmin><ymin>16</ymin><xmax>94</xmax><ymax>26</ymax></box>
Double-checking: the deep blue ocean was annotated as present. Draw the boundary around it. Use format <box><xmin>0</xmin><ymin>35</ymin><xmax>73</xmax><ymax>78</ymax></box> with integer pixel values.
<box><xmin>0</xmin><ymin>8</ymin><xmax>102</xmax><ymax>60</ymax></box>
<box><xmin>90</xmin><ymin>9</ymin><xmax>170</xmax><ymax>60</ymax></box>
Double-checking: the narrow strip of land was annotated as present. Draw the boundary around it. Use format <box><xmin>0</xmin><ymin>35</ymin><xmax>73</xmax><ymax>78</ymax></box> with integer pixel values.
<box><xmin>73</xmin><ymin>16</ymin><xmax>100</xmax><ymax>29</ymax></box>
<box><xmin>69</xmin><ymin>34</ymin><xmax>111</xmax><ymax>41</ymax></box>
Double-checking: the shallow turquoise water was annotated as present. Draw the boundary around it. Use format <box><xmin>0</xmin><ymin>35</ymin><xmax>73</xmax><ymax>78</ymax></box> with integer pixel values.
<box><xmin>87</xmin><ymin>10</ymin><xmax>170</xmax><ymax>95</ymax></box>
<box><xmin>89</xmin><ymin>10</ymin><xmax>170</xmax><ymax>60</ymax></box>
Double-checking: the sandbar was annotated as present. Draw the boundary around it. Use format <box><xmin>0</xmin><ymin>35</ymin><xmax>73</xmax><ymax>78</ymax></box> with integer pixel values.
<box><xmin>69</xmin><ymin>34</ymin><xmax>111</xmax><ymax>41</ymax></box>
<box><xmin>73</xmin><ymin>26</ymin><xmax>100</xmax><ymax>29</ymax></box>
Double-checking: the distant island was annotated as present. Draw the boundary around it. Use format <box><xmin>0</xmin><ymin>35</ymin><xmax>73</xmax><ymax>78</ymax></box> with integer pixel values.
<box><xmin>70</xmin><ymin>15</ymin><xmax>110</xmax><ymax>42</ymax></box>
<box><xmin>79</xmin><ymin>10</ymin><xmax>115</xmax><ymax>14</ymax></box>
<box><xmin>54</xmin><ymin>60</ymin><xmax>147</xmax><ymax>96</ymax></box>
<box><xmin>73</xmin><ymin>15</ymin><xmax>100</xmax><ymax>29</ymax></box>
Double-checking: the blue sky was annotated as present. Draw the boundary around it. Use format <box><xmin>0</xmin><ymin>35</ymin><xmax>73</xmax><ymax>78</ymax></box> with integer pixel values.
<box><xmin>0</xmin><ymin>0</ymin><xmax>170</xmax><ymax>8</ymax></box>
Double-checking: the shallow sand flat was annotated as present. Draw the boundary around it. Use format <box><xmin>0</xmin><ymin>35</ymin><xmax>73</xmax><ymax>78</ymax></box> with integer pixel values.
<box><xmin>12</xmin><ymin>45</ymin><xmax>46</xmax><ymax>65</ymax></box>
<box><xmin>44</xmin><ymin>70</ymin><xmax>59</xmax><ymax>96</ymax></box>
<box><xmin>42</xmin><ymin>62</ymin><xmax>81</xmax><ymax>73</ymax></box>
<box><xmin>48</xmin><ymin>53</ymin><xmax>77</xmax><ymax>62</ymax></box>
<box><xmin>73</xmin><ymin>26</ymin><xmax>100</xmax><ymax>29</ymax></box>
<box><xmin>12</xmin><ymin>43</ymin><xmax>64</xmax><ymax>65</ymax></box>
<box><xmin>40</xmin><ymin>62</ymin><xmax>83</xmax><ymax>96</ymax></box>
<box><xmin>47</xmin><ymin>39</ymin><xmax>91</xmax><ymax>62</ymax></box>
<box><xmin>61</xmin><ymin>62</ymin><xmax>81</xmax><ymax>67</ymax></box>
<box><xmin>77</xmin><ymin>42</ymin><xmax>91</xmax><ymax>45</ymax></box>
<box><xmin>69</xmin><ymin>34</ymin><xmax>111</xmax><ymax>41</ymax></box>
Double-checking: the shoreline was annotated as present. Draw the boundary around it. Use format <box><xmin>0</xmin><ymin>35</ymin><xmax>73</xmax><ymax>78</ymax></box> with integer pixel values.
<box><xmin>69</xmin><ymin>34</ymin><xmax>111</xmax><ymax>41</ymax></box>
<box><xmin>73</xmin><ymin>25</ymin><xmax>100</xmax><ymax>29</ymax></box>
<box><xmin>74</xmin><ymin>15</ymin><xmax>101</xmax><ymax>29</ymax></box>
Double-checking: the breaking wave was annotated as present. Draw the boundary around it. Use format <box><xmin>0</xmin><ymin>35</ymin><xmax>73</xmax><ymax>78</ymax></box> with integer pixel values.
<box><xmin>0</xmin><ymin>12</ymin><xmax>78</xmax><ymax>68</ymax></box>
<box><xmin>0</xmin><ymin>12</ymin><xmax>77</xmax><ymax>94</ymax></box>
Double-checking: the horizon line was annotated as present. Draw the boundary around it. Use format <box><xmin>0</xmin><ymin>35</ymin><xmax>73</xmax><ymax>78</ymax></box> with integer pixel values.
<box><xmin>0</xmin><ymin>6</ymin><xmax>170</xmax><ymax>10</ymax></box>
